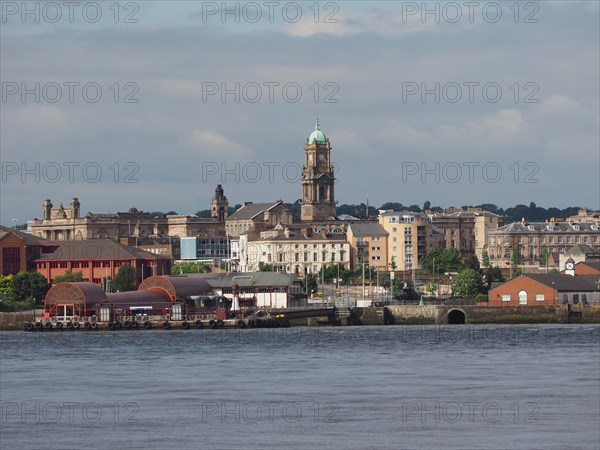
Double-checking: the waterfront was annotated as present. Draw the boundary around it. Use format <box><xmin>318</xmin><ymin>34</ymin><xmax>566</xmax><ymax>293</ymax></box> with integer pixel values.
<box><xmin>1</xmin><ymin>324</ymin><xmax>599</xmax><ymax>449</ymax></box>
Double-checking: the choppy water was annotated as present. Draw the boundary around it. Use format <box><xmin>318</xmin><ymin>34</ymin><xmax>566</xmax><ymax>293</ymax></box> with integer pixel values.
<box><xmin>1</xmin><ymin>324</ymin><xmax>599</xmax><ymax>450</ymax></box>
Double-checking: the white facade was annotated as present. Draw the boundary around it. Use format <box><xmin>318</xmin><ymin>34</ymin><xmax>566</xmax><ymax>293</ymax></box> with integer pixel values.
<box><xmin>239</xmin><ymin>229</ymin><xmax>350</xmax><ymax>275</ymax></box>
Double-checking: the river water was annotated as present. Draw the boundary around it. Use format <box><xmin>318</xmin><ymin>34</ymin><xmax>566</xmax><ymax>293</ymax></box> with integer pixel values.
<box><xmin>1</xmin><ymin>324</ymin><xmax>599</xmax><ymax>449</ymax></box>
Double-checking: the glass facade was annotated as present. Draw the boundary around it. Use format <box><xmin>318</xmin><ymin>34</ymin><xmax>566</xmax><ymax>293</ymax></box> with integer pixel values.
<box><xmin>180</xmin><ymin>236</ymin><xmax>230</xmax><ymax>261</ymax></box>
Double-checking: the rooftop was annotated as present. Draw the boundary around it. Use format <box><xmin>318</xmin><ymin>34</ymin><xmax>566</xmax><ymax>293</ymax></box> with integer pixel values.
<box><xmin>523</xmin><ymin>273</ymin><xmax>600</xmax><ymax>292</ymax></box>
<box><xmin>196</xmin><ymin>272</ymin><xmax>300</xmax><ymax>289</ymax></box>
<box><xmin>348</xmin><ymin>223</ymin><xmax>388</xmax><ymax>237</ymax></box>
<box><xmin>490</xmin><ymin>222</ymin><xmax>600</xmax><ymax>234</ymax></box>
<box><xmin>0</xmin><ymin>225</ymin><xmax>54</xmax><ymax>246</ymax></box>
<box><xmin>37</xmin><ymin>239</ymin><xmax>170</xmax><ymax>261</ymax></box>
<box><xmin>227</xmin><ymin>201</ymin><xmax>283</xmax><ymax>221</ymax></box>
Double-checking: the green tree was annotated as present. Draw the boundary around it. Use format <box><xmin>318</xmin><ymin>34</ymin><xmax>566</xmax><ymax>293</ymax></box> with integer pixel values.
<box><xmin>389</xmin><ymin>256</ymin><xmax>397</xmax><ymax>271</ymax></box>
<box><xmin>172</xmin><ymin>261</ymin><xmax>207</xmax><ymax>274</ymax></box>
<box><xmin>54</xmin><ymin>270</ymin><xmax>84</xmax><ymax>283</ymax></box>
<box><xmin>421</xmin><ymin>247</ymin><xmax>462</xmax><ymax>274</ymax></box>
<box><xmin>511</xmin><ymin>246</ymin><xmax>522</xmax><ymax>267</ymax></box>
<box><xmin>0</xmin><ymin>274</ymin><xmax>13</xmax><ymax>294</ymax></box>
<box><xmin>539</xmin><ymin>247</ymin><xmax>549</xmax><ymax>267</ymax></box>
<box><xmin>462</xmin><ymin>255</ymin><xmax>480</xmax><ymax>271</ymax></box>
<box><xmin>481</xmin><ymin>247</ymin><xmax>490</xmax><ymax>269</ymax></box>
<box><xmin>259</xmin><ymin>264</ymin><xmax>275</xmax><ymax>272</ymax></box>
<box><xmin>11</xmin><ymin>272</ymin><xmax>50</xmax><ymax>303</ymax></box>
<box><xmin>484</xmin><ymin>266</ymin><xmax>505</xmax><ymax>291</ymax></box>
<box><xmin>451</xmin><ymin>268</ymin><xmax>483</xmax><ymax>298</ymax></box>
<box><xmin>0</xmin><ymin>274</ymin><xmax>15</xmax><ymax>304</ymax></box>
<box><xmin>112</xmin><ymin>263</ymin><xmax>136</xmax><ymax>292</ymax></box>
<box><xmin>303</xmin><ymin>274</ymin><xmax>318</xmax><ymax>295</ymax></box>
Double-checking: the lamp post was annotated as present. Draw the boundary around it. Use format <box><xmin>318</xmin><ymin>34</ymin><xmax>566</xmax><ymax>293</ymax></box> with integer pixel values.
<box><xmin>362</xmin><ymin>260</ymin><xmax>365</xmax><ymax>303</ymax></box>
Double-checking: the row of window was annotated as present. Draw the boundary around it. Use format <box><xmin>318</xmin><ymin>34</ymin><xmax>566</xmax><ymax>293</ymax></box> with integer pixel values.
<box><xmin>38</xmin><ymin>261</ymin><xmax>128</xmax><ymax>269</ymax></box>
<box><xmin>489</xmin><ymin>247</ymin><xmax>567</xmax><ymax>258</ymax></box>
<box><xmin>491</xmin><ymin>235</ymin><xmax>598</xmax><ymax>245</ymax></box>
<box><xmin>501</xmin><ymin>293</ymin><xmax>545</xmax><ymax>302</ymax></box>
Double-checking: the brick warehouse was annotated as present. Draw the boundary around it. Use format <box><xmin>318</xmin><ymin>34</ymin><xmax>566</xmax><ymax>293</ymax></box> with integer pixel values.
<box><xmin>35</xmin><ymin>240</ymin><xmax>171</xmax><ymax>286</ymax></box>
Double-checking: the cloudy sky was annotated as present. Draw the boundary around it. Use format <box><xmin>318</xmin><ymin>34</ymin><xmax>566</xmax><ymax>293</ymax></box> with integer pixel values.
<box><xmin>1</xmin><ymin>1</ymin><xmax>599</xmax><ymax>226</ymax></box>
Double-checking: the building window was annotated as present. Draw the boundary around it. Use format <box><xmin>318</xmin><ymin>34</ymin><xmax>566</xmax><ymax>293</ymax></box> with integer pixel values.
<box><xmin>313</xmin><ymin>253</ymin><xmax>317</xmax><ymax>261</ymax></box>
<box><xmin>1</xmin><ymin>247</ymin><xmax>20</xmax><ymax>275</ymax></box>
<box><xmin>501</xmin><ymin>294</ymin><xmax>510</xmax><ymax>302</ymax></box>
<box><xmin>392</xmin><ymin>227</ymin><xmax>397</xmax><ymax>232</ymax></box>
<box><xmin>392</xmin><ymin>237</ymin><xmax>397</xmax><ymax>242</ymax></box>
<box><xmin>373</xmin><ymin>237</ymin><xmax>380</xmax><ymax>242</ymax></box>
<box><xmin>535</xmin><ymin>294</ymin><xmax>545</xmax><ymax>302</ymax></box>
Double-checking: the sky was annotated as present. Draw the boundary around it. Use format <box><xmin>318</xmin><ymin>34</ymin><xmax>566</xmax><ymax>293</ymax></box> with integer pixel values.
<box><xmin>1</xmin><ymin>1</ymin><xmax>599</xmax><ymax>226</ymax></box>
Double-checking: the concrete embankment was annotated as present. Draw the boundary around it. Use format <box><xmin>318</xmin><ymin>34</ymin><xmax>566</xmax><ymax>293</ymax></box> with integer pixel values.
<box><xmin>0</xmin><ymin>311</ymin><xmax>38</xmax><ymax>330</ymax></box>
<box><xmin>376</xmin><ymin>305</ymin><xmax>600</xmax><ymax>325</ymax></box>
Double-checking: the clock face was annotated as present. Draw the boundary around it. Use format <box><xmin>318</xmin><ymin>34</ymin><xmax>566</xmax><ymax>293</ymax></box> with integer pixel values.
<box><xmin>566</xmin><ymin>262</ymin><xmax>574</xmax><ymax>269</ymax></box>
<box><xmin>318</xmin><ymin>153</ymin><xmax>325</xmax><ymax>162</ymax></box>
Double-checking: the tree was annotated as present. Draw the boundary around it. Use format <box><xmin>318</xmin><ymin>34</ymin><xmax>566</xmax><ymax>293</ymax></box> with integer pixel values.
<box><xmin>462</xmin><ymin>255</ymin><xmax>480</xmax><ymax>271</ymax></box>
<box><xmin>423</xmin><ymin>200</ymin><xmax>431</xmax><ymax>211</ymax></box>
<box><xmin>451</xmin><ymin>268</ymin><xmax>483</xmax><ymax>298</ymax></box>
<box><xmin>11</xmin><ymin>272</ymin><xmax>50</xmax><ymax>303</ymax></box>
<box><xmin>389</xmin><ymin>256</ymin><xmax>397</xmax><ymax>271</ymax></box>
<box><xmin>259</xmin><ymin>264</ymin><xmax>275</xmax><ymax>272</ymax></box>
<box><xmin>421</xmin><ymin>247</ymin><xmax>462</xmax><ymax>274</ymax></box>
<box><xmin>0</xmin><ymin>274</ymin><xmax>13</xmax><ymax>294</ymax></box>
<box><xmin>303</xmin><ymin>274</ymin><xmax>318</xmax><ymax>295</ymax></box>
<box><xmin>54</xmin><ymin>270</ymin><xmax>83</xmax><ymax>283</ymax></box>
<box><xmin>173</xmin><ymin>261</ymin><xmax>207</xmax><ymax>274</ymax></box>
<box><xmin>112</xmin><ymin>263</ymin><xmax>136</xmax><ymax>292</ymax></box>
<box><xmin>0</xmin><ymin>274</ymin><xmax>15</xmax><ymax>304</ymax></box>
<box><xmin>511</xmin><ymin>246</ymin><xmax>522</xmax><ymax>267</ymax></box>
<box><xmin>481</xmin><ymin>248</ymin><xmax>490</xmax><ymax>269</ymax></box>
<box><xmin>539</xmin><ymin>247</ymin><xmax>549</xmax><ymax>267</ymax></box>
<box><xmin>485</xmin><ymin>266</ymin><xmax>505</xmax><ymax>291</ymax></box>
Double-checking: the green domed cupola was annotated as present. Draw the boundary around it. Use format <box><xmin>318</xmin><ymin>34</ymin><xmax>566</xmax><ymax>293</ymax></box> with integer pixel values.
<box><xmin>308</xmin><ymin>116</ymin><xmax>326</xmax><ymax>144</ymax></box>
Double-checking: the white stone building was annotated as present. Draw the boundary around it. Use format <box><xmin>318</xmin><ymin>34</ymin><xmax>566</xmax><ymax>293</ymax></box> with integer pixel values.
<box><xmin>239</xmin><ymin>224</ymin><xmax>350</xmax><ymax>275</ymax></box>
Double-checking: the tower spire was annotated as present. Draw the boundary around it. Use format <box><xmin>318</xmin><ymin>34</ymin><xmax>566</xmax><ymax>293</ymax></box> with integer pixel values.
<box><xmin>315</xmin><ymin>115</ymin><xmax>320</xmax><ymax>130</ymax></box>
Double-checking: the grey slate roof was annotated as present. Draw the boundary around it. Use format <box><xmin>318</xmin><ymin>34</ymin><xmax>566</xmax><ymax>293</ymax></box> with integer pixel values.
<box><xmin>227</xmin><ymin>202</ymin><xmax>282</xmax><ymax>220</ymax></box>
<box><xmin>524</xmin><ymin>274</ymin><xmax>600</xmax><ymax>292</ymax></box>
<box><xmin>196</xmin><ymin>272</ymin><xmax>299</xmax><ymax>288</ymax></box>
<box><xmin>567</xmin><ymin>244</ymin><xmax>596</xmax><ymax>255</ymax></box>
<box><xmin>577</xmin><ymin>259</ymin><xmax>600</xmax><ymax>271</ymax></box>
<box><xmin>348</xmin><ymin>223</ymin><xmax>388</xmax><ymax>236</ymax></box>
<box><xmin>490</xmin><ymin>222</ymin><xmax>600</xmax><ymax>234</ymax></box>
<box><xmin>0</xmin><ymin>225</ymin><xmax>52</xmax><ymax>246</ymax></box>
<box><xmin>38</xmin><ymin>239</ymin><xmax>170</xmax><ymax>261</ymax></box>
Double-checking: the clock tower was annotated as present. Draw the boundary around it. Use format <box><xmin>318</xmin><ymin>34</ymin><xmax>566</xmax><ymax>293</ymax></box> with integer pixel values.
<box><xmin>301</xmin><ymin>117</ymin><xmax>336</xmax><ymax>221</ymax></box>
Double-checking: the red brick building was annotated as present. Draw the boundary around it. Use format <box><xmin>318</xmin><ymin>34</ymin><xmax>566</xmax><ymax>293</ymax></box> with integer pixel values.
<box><xmin>35</xmin><ymin>239</ymin><xmax>171</xmax><ymax>286</ymax></box>
<box><xmin>571</xmin><ymin>260</ymin><xmax>600</xmax><ymax>275</ymax></box>
<box><xmin>489</xmin><ymin>273</ymin><xmax>600</xmax><ymax>306</ymax></box>
<box><xmin>0</xmin><ymin>226</ymin><xmax>58</xmax><ymax>276</ymax></box>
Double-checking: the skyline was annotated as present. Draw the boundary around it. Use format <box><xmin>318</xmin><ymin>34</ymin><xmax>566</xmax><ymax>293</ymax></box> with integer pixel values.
<box><xmin>1</xmin><ymin>1</ymin><xmax>599</xmax><ymax>226</ymax></box>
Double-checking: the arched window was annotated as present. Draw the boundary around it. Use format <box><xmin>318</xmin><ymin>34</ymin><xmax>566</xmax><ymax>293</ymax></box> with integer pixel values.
<box><xmin>518</xmin><ymin>290</ymin><xmax>527</xmax><ymax>305</ymax></box>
